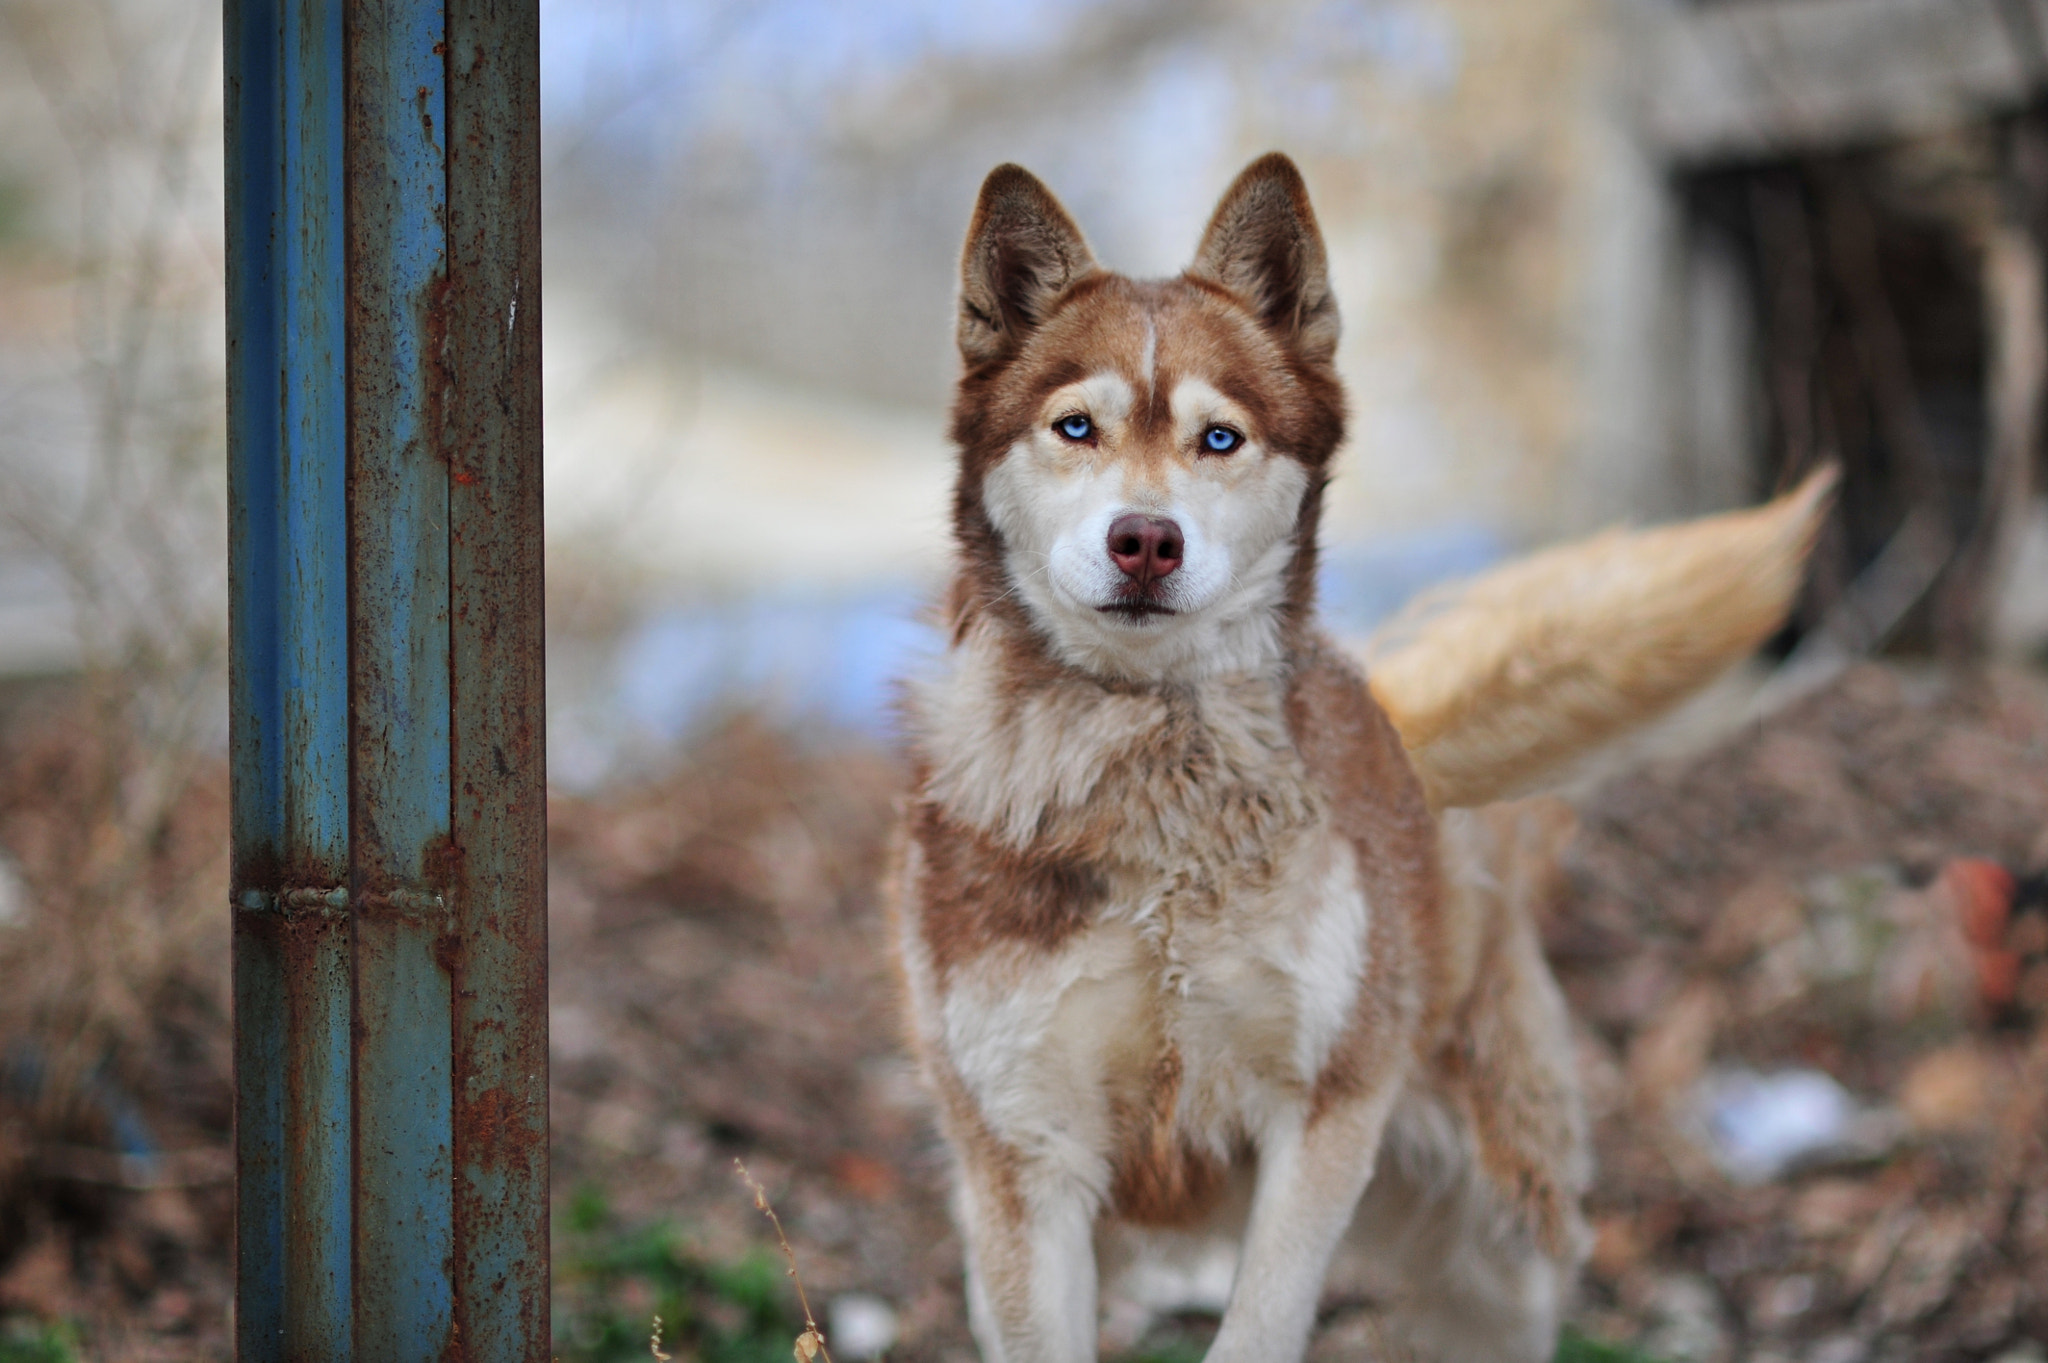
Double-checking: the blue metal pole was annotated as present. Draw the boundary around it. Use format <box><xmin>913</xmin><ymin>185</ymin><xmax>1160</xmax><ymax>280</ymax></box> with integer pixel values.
<box><xmin>227</xmin><ymin>0</ymin><xmax>545</xmax><ymax>1356</ymax></box>
<box><xmin>343</xmin><ymin>3</ymin><xmax>457</xmax><ymax>1355</ymax></box>
<box><xmin>226</xmin><ymin>1</ymin><xmax>353</xmax><ymax>1357</ymax></box>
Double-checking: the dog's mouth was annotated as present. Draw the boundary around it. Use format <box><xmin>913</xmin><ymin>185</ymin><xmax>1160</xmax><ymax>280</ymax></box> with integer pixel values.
<box><xmin>1096</xmin><ymin>598</ymin><xmax>1176</xmax><ymax>620</ymax></box>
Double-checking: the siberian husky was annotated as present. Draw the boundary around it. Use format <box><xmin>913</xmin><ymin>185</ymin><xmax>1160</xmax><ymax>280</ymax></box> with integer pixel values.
<box><xmin>889</xmin><ymin>152</ymin><xmax>1831</xmax><ymax>1362</ymax></box>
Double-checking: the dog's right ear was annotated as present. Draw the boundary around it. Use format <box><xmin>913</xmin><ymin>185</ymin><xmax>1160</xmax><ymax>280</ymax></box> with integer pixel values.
<box><xmin>957</xmin><ymin>164</ymin><xmax>1097</xmax><ymax>368</ymax></box>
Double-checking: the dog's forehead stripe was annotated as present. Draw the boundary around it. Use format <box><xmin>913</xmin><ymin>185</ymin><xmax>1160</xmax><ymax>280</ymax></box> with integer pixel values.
<box><xmin>1159</xmin><ymin>299</ymin><xmax>1293</xmax><ymax>429</ymax></box>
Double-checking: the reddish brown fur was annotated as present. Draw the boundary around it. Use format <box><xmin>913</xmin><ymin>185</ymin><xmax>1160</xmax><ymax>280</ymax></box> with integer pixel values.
<box><xmin>1433</xmin><ymin>800</ymin><xmax>1588</xmax><ymax>1257</ymax></box>
<box><xmin>908</xmin><ymin>792</ymin><xmax>1108</xmax><ymax>980</ymax></box>
<box><xmin>1441</xmin><ymin>948</ymin><xmax>1583</xmax><ymax>1257</ymax></box>
<box><xmin>1106</xmin><ymin>1046</ymin><xmax>1231</xmax><ymax>1227</ymax></box>
<box><xmin>1284</xmin><ymin>642</ymin><xmax>1444</xmax><ymax>1120</ymax></box>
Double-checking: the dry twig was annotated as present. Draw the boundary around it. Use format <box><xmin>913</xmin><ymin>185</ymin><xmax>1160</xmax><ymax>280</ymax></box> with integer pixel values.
<box><xmin>734</xmin><ymin>1158</ymin><xmax>835</xmax><ymax>1363</ymax></box>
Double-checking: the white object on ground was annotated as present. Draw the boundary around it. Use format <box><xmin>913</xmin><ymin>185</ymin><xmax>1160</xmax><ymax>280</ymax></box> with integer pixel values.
<box><xmin>0</xmin><ymin>851</ymin><xmax>26</xmax><ymax>927</ymax></box>
<box><xmin>828</xmin><ymin>1293</ymin><xmax>898</xmax><ymax>1361</ymax></box>
<box><xmin>1698</xmin><ymin>1067</ymin><xmax>1856</xmax><ymax>1183</ymax></box>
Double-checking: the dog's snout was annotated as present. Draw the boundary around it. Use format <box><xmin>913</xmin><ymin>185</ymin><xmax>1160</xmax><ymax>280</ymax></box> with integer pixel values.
<box><xmin>1107</xmin><ymin>514</ymin><xmax>1183</xmax><ymax>584</ymax></box>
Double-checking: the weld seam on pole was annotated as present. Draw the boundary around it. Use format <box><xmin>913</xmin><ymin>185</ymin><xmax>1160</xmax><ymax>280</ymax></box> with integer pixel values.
<box><xmin>233</xmin><ymin>889</ymin><xmax>447</xmax><ymax>918</ymax></box>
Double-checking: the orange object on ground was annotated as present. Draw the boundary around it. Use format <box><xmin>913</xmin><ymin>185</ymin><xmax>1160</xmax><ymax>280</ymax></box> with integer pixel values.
<box><xmin>1944</xmin><ymin>858</ymin><xmax>2017</xmax><ymax>949</ymax></box>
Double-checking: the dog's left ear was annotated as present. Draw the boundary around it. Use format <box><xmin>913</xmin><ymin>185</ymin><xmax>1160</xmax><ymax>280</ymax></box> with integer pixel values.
<box><xmin>1189</xmin><ymin>153</ymin><xmax>1339</xmax><ymax>364</ymax></box>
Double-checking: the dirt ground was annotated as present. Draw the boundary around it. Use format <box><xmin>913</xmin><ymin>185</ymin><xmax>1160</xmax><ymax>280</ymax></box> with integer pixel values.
<box><xmin>3</xmin><ymin>662</ymin><xmax>2048</xmax><ymax>1361</ymax></box>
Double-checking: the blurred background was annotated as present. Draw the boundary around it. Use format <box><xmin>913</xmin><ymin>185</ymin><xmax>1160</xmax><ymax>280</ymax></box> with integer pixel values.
<box><xmin>4</xmin><ymin>1</ymin><xmax>2048</xmax><ymax>1360</ymax></box>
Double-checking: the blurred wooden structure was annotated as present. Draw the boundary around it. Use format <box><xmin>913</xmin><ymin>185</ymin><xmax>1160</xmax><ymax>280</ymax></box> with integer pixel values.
<box><xmin>1630</xmin><ymin>0</ymin><xmax>2048</xmax><ymax>656</ymax></box>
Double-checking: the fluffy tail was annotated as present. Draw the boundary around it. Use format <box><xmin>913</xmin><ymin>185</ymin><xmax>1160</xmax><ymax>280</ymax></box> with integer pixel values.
<box><xmin>1362</xmin><ymin>466</ymin><xmax>1837</xmax><ymax>810</ymax></box>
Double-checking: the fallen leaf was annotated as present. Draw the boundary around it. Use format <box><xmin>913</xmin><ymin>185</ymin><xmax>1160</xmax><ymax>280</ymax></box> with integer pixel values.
<box><xmin>1897</xmin><ymin>1044</ymin><xmax>1995</xmax><ymax>1133</ymax></box>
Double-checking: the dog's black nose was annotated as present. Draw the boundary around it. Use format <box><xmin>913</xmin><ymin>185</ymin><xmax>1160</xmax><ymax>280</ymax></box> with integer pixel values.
<box><xmin>1107</xmin><ymin>514</ymin><xmax>1183</xmax><ymax>584</ymax></box>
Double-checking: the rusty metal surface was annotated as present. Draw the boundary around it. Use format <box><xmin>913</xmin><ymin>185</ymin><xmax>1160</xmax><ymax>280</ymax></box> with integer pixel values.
<box><xmin>228</xmin><ymin>0</ymin><xmax>545</xmax><ymax>1356</ymax></box>
<box><xmin>444</xmin><ymin>2</ymin><xmax>549</xmax><ymax>1355</ymax></box>
<box><xmin>226</xmin><ymin>1</ymin><xmax>353</xmax><ymax>1357</ymax></box>
<box><xmin>344</xmin><ymin>1</ymin><xmax>456</xmax><ymax>1357</ymax></box>
<box><xmin>280</xmin><ymin>906</ymin><xmax>353</xmax><ymax>1359</ymax></box>
<box><xmin>228</xmin><ymin>925</ymin><xmax>285</xmax><ymax>1358</ymax></box>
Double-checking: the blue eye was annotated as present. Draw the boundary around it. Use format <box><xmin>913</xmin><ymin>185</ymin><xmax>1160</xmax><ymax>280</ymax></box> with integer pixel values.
<box><xmin>1203</xmin><ymin>425</ymin><xmax>1243</xmax><ymax>453</ymax></box>
<box><xmin>1056</xmin><ymin>414</ymin><xmax>1093</xmax><ymax>441</ymax></box>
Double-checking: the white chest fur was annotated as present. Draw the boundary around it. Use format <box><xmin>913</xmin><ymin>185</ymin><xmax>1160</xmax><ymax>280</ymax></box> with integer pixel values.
<box><xmin>928</xmin><ymin>829</ymin><xmax>1372</xmax><ymax>1193</ymax></box>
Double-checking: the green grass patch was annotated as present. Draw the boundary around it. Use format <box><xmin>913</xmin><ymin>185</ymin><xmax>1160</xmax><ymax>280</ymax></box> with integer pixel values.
<box><xmin>0</xmin><ymin>1319</ymin><xmax>81</xmax><ymax>1363</ymax></box>
<box><xmin>1554</xmin><ymin>1327</ymin><xmax>1672</xmax><ymax>1363</ymax></box>
<box><xmin>552</xmin><ymin>1185</ymin><xmax>806</xmax><ymax>1363</ymax></box>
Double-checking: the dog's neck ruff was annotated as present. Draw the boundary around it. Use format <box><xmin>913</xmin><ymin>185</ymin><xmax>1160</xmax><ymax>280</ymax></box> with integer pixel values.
<box><xmin>907</xmin><ymin>613</ymin><xmax>1324</xmax><ymax>875</ymax></box>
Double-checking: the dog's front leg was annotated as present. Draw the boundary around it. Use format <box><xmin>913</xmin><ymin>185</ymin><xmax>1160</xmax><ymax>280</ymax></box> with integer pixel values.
<box><xmin>1204</xmin><ymin>1083</ymin><xmax>1402</xmax><ymax>1362</ymax></box>
<box><xmin>953</xmin><ymin>1136</ymin><xmax>1101</xmax><ymax>1363</ymax></box>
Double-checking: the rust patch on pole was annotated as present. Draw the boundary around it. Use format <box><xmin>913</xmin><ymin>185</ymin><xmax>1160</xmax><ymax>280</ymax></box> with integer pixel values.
<box><xmin>444</xmin><ymin>4</ymin><xmax>548</xmax><ymax>1355</ymax></box>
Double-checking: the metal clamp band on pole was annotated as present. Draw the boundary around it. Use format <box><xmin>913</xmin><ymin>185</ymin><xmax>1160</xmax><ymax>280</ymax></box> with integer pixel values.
<box><xmin>226</xmin><ymin>2</ymin><xmax>546</xmax><ymax>1358</ymax></box>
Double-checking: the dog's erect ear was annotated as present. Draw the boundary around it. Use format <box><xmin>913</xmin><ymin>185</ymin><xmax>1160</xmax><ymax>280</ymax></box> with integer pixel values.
<box><xmin>1189</xmin><ymin>153</ymin><xmax>1339</xmax><ymax>363</ymax></box>
<box><xmin>957</xmin><ymin>164</ymin><xmax>1097</xmax><ymax>368</ymax></box>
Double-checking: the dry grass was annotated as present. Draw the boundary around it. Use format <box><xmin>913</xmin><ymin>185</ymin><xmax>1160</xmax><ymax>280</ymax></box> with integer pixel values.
<box><xmin>0</xmin><ymin>5</ymin><xmax>241</xmax><ymax>1348</ymax></box>
<box><xmin>734</xmin><ymin>1159</ymin><xmax>834</xmax><ymax>1363</ymax></box>
<box><xmin>1557</xmin><ymin>665</ymin><xmax>2048</xmax><ymax>1358</ymax></box>
<box><xmin>0</xmin><ymin>687</ymin><xmax>229</xmax><ymax>1103</ymax></box>
<box><xmin>0</xmin><ymin>686</ymin><xmax>234</xmax><ymax>1356</ymax></box>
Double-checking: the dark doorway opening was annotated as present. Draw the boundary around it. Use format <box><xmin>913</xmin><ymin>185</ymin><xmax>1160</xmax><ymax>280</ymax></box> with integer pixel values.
<box><xmin>1680</xmin><ymin>119</ymin><xmax>2046</xmax><ymax>656</ymax></box>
